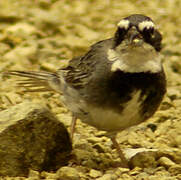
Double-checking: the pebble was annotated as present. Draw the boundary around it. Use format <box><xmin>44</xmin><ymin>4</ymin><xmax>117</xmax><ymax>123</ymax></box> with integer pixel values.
<box><xmin>118</xmin><ymin>173</ymin><xmax>133</xmax><ymax>180</ymax></box>
<box><xmin>89</xmin><ymin>169</ymin><xmax>102</xmax><ymax>178</ymax></box>
<box><xmin>129</xmin><ymin>150</ymin><xmax>157</xmax><ymax>168</ymax></box>
<box><xmin>114</xmin><ymin>167</ymin><xmax>130</xmax><ymax>176</ymax></box>
<box><xmin>169</xmin><ymin>165</ymin><xmax>181</xmax><ymax>176</ymax></box>
<box><xmin>28</xmin><ymin>169</ymin><xmax>40</xmax><ymax>180</ymax></box>
<box><xmin>96</xmin><ymin>173</ymin><xmax>117</xmax><ymax>180</ymax></box>
<box><xmin>158</xmin><ymin>157</ymin><xmax>176</xmax><ymax>168</ymax></box>
<box><xmin>129</xmin><ymin>167</ymin><xmax>142</xmax><ymax>175</ymax></box>
<box><xmin>56</xmin><ymin>167</ymin><xmax>80</xmax><ymax>180</ymax></box>
<box><xmin>6</xmin><ymin>23</ymin><xmax>37</xmax><ymax>37</ymax></box>
<box><xmin>87</xmin><ymin>137</ymin><xmax>102</xmax><ymax>144</ymax></box>
<box><xmin>167</xmin><ymin>87</ymin><xmax>181</xmax><ymax>100</ymax></box>
<box><xmin>93</xmin><ymin>143</ymin><xmax>106</xmax><ymax>153</ymax></box>
<box><xmin>40</xmin><ymin>171</ymin><xmax>57</xmax><ymax>179</ymax></box>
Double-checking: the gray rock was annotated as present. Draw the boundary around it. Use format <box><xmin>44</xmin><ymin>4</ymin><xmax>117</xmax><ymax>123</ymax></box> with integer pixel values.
<box><xmin>0</xmin><ymin>102</ymin><xmax>72</xmax><ymax>177</ymax></box>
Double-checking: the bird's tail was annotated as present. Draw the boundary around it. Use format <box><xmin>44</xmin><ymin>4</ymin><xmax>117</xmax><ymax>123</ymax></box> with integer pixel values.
<box><xmin>5</xmin><ymin>71</ymin><xmax>61</xmax><ymax>93</ymax></box>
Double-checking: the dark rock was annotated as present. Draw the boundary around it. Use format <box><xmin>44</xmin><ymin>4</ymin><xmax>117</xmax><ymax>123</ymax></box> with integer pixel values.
<box><xmin>0</xmin><ymin>102</ymin><xmax>72</xmax><ymax>177</ymax></box>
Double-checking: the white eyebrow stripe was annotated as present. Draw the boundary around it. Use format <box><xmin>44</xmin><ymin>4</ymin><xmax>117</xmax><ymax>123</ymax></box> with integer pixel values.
<box><xmin>138</xmin><ymin>21</ymin><xmax>155</xmax><ymax>31</ymax></box>
<box><xmin>117</xmin><ymin>19</ymin><xmax>130</xmax><ymax>30</ymax></box>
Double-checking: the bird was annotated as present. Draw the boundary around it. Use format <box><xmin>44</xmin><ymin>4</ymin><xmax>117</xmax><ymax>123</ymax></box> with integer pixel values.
<box><xmin>6</xmin><ymin>14</ymin><xmax>166</xmax><ymax>167</ymax></box>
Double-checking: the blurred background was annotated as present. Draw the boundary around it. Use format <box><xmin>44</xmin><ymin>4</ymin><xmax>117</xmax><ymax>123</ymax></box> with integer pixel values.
<box><xmin>1</xmin><ymin>0</ymin><xmax>181</xmax><ymax>179</ymax></box>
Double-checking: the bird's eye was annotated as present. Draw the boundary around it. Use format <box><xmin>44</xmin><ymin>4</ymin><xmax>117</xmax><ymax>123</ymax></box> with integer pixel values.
<box><xmin>142</xmin><ymin>27</ymin><xmax>154</xmax><ymax>35</ymax></box>
<box><xmin>118</xmin><ymin>27</ymin><xmax>128</xmax><ymax>35</ymax></box>
<box><xmin>113</xmin><ymin>27</ymin><xmax>128</xmax><ymax>48</ymax></box>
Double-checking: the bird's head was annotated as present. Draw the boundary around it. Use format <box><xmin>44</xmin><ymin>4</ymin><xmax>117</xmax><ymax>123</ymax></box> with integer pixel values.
<box><xmin>108</xmin><ymin>14</ymin><xmax>163</xmax><ymax>73</ymax></box>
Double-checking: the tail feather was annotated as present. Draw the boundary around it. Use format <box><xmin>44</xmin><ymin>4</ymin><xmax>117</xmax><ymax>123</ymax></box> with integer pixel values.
<box><xmin>5</xmin><ymin>71</ymin><xmax>61</xmax><ymax>93</ymax></box>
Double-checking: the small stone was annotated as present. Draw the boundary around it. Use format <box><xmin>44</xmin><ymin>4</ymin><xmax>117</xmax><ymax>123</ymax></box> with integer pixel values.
<box><xmin>129</xmin><ymin>167</ymin><xmax>142</xmax><ymax>175</ymax></box>
<box><xmin>6</xmin><ymin>23</ymin><xmax>37</xmax><ymax>37</ymax></box>
<box><xmin>96</xmin><ymin>173</ymin><xmax>117</xmax><ymax>180</ymax></box>
<box><xmin>160</xmin><ymin>96</ymin><xmax>173</xmax><ymax>110</ymax></box>
<box><xmin>158</xmin><ymin>157</ymin><xmax>175</xmax><ymax>168</ymax></box>
<box><xmin>144</xmin><ymin>168</ymin><xmax>156</xmax><ymax>175</ymax></box>
<box><xmin>168</xmin><ymin>165</ymin><xmax>181</xmax><ymax>176</ymax></box>
<box><xmin>28</xmin><ymin>169</ymin><xmax>39</xmax><ymax>180</ymax></box>
<box><xmin>135</xmin><ymin>172</ymin><xmax>150</xmax><ymax>180</ymax></box>
<box><xmin>89</xmin><ymin>169</ymin><xmax>102</xmax><ymax>178</ymax></box>
<box><xmin>125</xmin><ymin>149</ymin><xmax>158</xmax><ymax>168</ymax></box>
<box><xmin>4</xmin><ymin>43</ymin><xmax>37</xmax><ymax>63</ymax></box>
<box><xmin>176</xmin><ymin>174</ymin><xmax>181</xmax><ymax>180</ymax></box>
<box><xmin>56</xmin><ymin>167</ymin><xmax>80</xmax><ymax>180</ymax></box>
<box><xmin>167</xmin><ymin>87</ymin><xmax>181</xmax><ymax>100</ymax></box>
<box><xmin>41</xmin><ymin>171</ymin><xmax>57</xmax><ymax>179</ymax></box>
<box><xmin>124</xmin><ymin>148</ymin><xmax>158</xmax><ymax>160</ymax></box>
<box><xmin>57</xmin><ymin>113</ymin><xmax>72</xmax><ymax>127</ymax></box>
<box><xmin>95</xmin><ymin>131</ymin><xmax>107</xmax><ymax>137</ymax></box>
<box><xmin>119</xmin><ymin>173</ymin><xmax>134</xmax><ymax>180</ymax></box>
<box><xmin>173</xmin><ymin>99</ymin><xmax>181</xmax><ymax>107</ymax></box>
<box><xmin>147</xmin><ymin>123</ymin><xmax>157</xmax><ymax>132</ymax></box>
<box><xmin>115</xmin><ymin>167</ymin><xmax>130</xmax><ymax>176</ymax></box>
<box><xmin>156</xmin><ymin>166</ymin><xmax>166</xmax><ymax>172</ymax></box>
<box><xmin>93</xmin><ymin>143</ymin><xmax>105</xmax><ymax>153</ymax></box>
<box><xmin>173</xmin><ymin>135</ymin><xmax>181</xmax><ymax>147</ymax></box>
<box><xmin>87</xmin><ymin>137</ymin><xmax>102</xmax><ymax>144</ymax></box>
<box><xmin>73</xmin><ymin>138</ymin><xmax>90</xmax><ymax>150</ymax></box>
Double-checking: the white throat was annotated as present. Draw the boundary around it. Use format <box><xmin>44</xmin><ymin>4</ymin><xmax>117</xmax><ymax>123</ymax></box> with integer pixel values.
<box><xmin>107</xmin><ymin>47</ymin><xmax>162</xmax><ymax>73</ymax></box>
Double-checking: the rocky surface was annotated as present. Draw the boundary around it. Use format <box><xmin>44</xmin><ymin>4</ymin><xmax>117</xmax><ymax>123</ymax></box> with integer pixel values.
<box><xmin>1</xmin><ymin>0</ymin><xmax>181</xmax><ymax>179</ymax></box>
<box><xmin>0</xmin><ymin>102</ymin><xmax>72</xmax><ymax>177</ymax></box>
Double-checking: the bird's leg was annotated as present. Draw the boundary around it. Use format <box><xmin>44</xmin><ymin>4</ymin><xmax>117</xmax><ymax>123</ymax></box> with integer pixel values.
<box><xmin>70</xmin><ymin>115</ymin><xmax>77</xmax><ymax>140</ymax></box>
<box><xmin>110</xmin><ymin>135</ymin><xmax>129</xmax><ymax>168</ymax></box>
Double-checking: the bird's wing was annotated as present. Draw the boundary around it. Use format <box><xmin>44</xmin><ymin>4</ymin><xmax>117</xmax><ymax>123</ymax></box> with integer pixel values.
<box><xmin>59</xmin><ymin>38</ymin><xmax>114</xmax><ymax>90</ymax></box>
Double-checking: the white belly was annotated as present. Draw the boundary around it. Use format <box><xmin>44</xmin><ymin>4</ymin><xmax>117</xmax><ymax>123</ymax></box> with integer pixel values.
<box><xmin>83</xmin><ymin>91</ymin><xmax>143</xmax><ymax>132</ymax></box>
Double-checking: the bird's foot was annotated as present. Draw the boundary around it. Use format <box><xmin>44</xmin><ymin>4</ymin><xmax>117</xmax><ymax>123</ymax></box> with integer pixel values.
<box><xmin>70</xmin><ymin>115</ymin><xmax>77</xmax><ymax>140</ymax></box>
<box><xmin>110</xmin><ymin>136</ymin><xmax>130</xmax><ymax>168</ymax></box>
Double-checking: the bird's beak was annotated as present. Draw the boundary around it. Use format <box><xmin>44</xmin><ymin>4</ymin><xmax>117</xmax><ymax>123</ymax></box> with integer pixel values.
<box><xmin>128</xmin><ymin>27</ymin><xmax>143</xmax><ymax>46</ymax></box>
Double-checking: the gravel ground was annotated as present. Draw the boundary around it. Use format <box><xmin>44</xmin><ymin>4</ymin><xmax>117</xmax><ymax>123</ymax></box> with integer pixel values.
<box><xmin>1</xmin><ymin>0</ymin><xmax>181</xmax><ymax>179</ymax></box>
